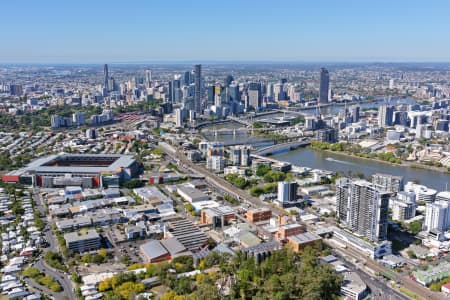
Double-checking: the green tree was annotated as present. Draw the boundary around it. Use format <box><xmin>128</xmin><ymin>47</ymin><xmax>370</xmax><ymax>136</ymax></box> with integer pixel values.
<box><xmin>123</xmin><ymin>179</ymin><xmax>144</xmax><ymax>189</ymax></box>
<box><xmin>263</xmin><ymin>170</ymin><xmax>286</xmax><ymax>183</ymax></box>
<box><xmin>256</xmin><ymin>164</ymin><xmax>272</xmax><ymax>177</ymax></box>
<box><xmin>408</xmin><ymin>220</ymin><xmax>423</xmax><ymax>235</ymax></box>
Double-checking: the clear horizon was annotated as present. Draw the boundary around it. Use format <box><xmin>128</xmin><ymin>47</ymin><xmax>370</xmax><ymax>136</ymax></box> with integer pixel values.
<box><xmin>2</xmin><ymin>0</ymin><xmax>450</xmax><ymax>63</ymax></box>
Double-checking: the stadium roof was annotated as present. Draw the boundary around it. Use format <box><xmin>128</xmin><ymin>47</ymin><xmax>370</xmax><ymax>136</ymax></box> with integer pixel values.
<box><xmin>22</xmin><ymin>154</ymin><xmax>136</xmax><ymax>174</ymax></box>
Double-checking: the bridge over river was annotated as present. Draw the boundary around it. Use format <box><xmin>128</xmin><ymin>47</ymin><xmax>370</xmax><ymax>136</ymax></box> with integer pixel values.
<box><xmin>253</xmin><ymin>139</ymin><xmax>311</xmax><ymax>155</ymax></box>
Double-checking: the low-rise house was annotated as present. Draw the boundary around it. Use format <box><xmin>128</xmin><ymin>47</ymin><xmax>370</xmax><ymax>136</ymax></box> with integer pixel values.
<box><xmin>442</xmin><ymin>282</ymin><xmax>450</xmax><ymax>294</ymax></box>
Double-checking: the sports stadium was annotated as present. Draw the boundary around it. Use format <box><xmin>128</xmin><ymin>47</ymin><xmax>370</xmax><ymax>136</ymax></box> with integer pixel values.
<box><xmin>2</xmin><ymin>153</ymin><xmax>140</xmax><ymax>188</ymax></box>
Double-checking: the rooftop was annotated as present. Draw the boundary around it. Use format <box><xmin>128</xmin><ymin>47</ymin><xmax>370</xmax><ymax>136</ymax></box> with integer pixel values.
<box><xmin>21</xmin><ymin>153</ymin><xmax>136</xmax><ymax>174</ymax></box>
<box><xmin>288</xmin><ymin>232</ymin><xmax>322</xmax><ymax>244</ymax></box>
<box><xmin>140</xmin><ymin>240</ymin><xmax>169</xmax><ymax>260</ymax></box>
<box><xmin>64</xmin><ymin>230</ymin><xmax>100</xmax><ymax>243</ymax></box>
<box><xmin>342</xmin><ymin>272</ymin><xmax>367</xmax><ymax>294</ymax></box>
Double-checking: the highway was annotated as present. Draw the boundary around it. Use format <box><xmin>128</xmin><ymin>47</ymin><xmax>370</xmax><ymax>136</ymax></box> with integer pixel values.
<box><xmin>32</xmin><ymin>189</ymin><xmax>76</xmax><ymax>300</ymax></box>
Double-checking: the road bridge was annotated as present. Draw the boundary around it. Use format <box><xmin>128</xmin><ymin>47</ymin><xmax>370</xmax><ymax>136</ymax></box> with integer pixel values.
<box><xmin>195</xmin><ymin>119</ymin><xmax>232</xmax><ymax>130</ymax></box>
<box><xmin>254</xmin><ymin>139</ymin><xmax>311</xmax><ymax>156</ymax></box>
<box><xmin>201</xmin><ymin>127</ymin><xmax>280</xmax><ymax>135</ymax></box>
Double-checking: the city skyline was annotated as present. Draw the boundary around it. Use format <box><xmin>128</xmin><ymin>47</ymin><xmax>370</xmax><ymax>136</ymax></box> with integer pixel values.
<box><xmin>1</xmin><ymin>0</ymin><xmax>450</xmax><ymax>63</ymax></box>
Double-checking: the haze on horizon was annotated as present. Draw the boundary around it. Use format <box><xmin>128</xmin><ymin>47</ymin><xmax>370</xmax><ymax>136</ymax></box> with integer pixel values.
<box><xmin>2</xmin><ymin>0</ymin><xmax>450</xmax><ymax>64</ymax></box>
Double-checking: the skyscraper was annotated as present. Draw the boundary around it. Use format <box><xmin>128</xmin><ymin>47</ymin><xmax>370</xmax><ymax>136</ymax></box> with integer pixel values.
<box><xmin>378</xmin><ymin>105</ymin><xmax>395</xmax><ymax>127</ymax></box>
<box><xmin>350</xmin><ymin>106</ymin><xmax>360</xmax><ymax>123</ymax></box>
<box><xmin>224</xmin><ymin>75</ymin><xmax>234</xmax><ymax>86</ymax></box>
<box><xmin>336</xmin><ymin>178</ymin><xmax>390</xmax><ymax>242</ymax></box>
<box><xmin>183</xmin><ymin>71</ymin><xmax>190</xmax><ymax>86</ymax></box>
<box><xmin>207</xmin><ymin>86</ymin><xmax>215</xmax><ymax>107</ymax></box>
<box><xmin>145</xmin><ymin>69</ymin><xmax>152</xmax><ymax>86</ymax></box>
<box><xmin>104</xmin><ymin>64</ymin><xmax>109</xmax><ymax>90</ymax></box>
<box><xmin>229</xmin><ymin>84</ymin><xmax>240</xmax><ymax>102</ymax></box>
<box><xmin>170</xmin><ymin>78</ymin><xmax>181</xmax><ymax>103</ymax></box>
<box><xmin>248</xmin><ymin>82</ymin><xmax>262</xmax><ymax>111</ymax></box>
<box><xmin>194</xmin><ymin>64</ymin><xmax>202</xmax><ymax>113</ymax></box>
<box><xmin>319</xmin><ymin>68</ymin><xmax>329</xmax><ymax>104</ymax></box>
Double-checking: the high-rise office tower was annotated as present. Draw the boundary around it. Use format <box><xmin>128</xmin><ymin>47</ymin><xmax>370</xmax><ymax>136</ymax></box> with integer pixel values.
<box><xmin>183</xmin><ymin>71</ymin><xmax>190</xmax><ymax>86</ymax></box>
<box><xmin>214</xmin><ymin>84</ymin><xmax>223</xmax><ymax>107</ymax></box>
<box><xmin>319</xmin><ymin>68</ymin><xmax>329</xmax><ymax>104</ymax></box>
<box><xmin>194</xmin><ymin>64</ymin><xmax>202</xmax><ymax>113</ymax></box>
<box><xmin>266</xmin><ymin>83</ymin><xmax>273</xmax><ymax>98</ymax></box>
<box><xmin>277</xmin><ymin>79</ymin><xmax>288</xmax><ymax>100</ymax></box>
<box><xmin>225</xmin><ymin>75</ymin><xmax>234</xmax><ymax>86</ymax></box>
<box><xmin>350</xmin><ymin>106</ymin><xmax>360</xmax><ymax>123</ymax></box>
<box><xmin>145</xmin><ymin>69</ymin><xmax>152</xmax><ymax>86</ymax></box>
<box><xmin>170</xmin><ymin>78</ymin><xmax>181</xmax><ymax>103</ymax></box>
<box><xmin>229</xmin><ymin>84</ymin><xmax>240</xmax><ymax>102</ymax></box>
<box><xmin>336</xmin><ymin>178</ymin><xmax>390</xmax><ymax>242</ymax></box>
<box><xmin>207</xmin><ymin>86</ymin><xmax>215</xmax><ymax>107</ymax></box>
<box><xmin>277</xmin><ymin>182</ymin><xmax>299</xmax><ymax>205</ymax></box>
<box><xmin>378</xmin><ymin>105</ymin><xmax>395</xmax><ymax>127</ymax></box>
<box><xmin>104</xmin><ymin>64</ymin><xmax>109</xmax><ymax>90</ymax></box>
<box><xmin>248</xmin><ymin>82</ymin><xmax>262</xmax><ymax>111</ymax></box>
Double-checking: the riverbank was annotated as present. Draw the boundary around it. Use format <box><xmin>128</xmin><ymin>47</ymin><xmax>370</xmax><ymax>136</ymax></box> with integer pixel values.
<box><xmin>293</xmin><ymin>96</ymin><xmax>410</xmax><ymax>112</ymax></box>
<box><xmin>310</xmin><ymin>147</ymin><xmax>450</xmax><ymax>175</ymax></box>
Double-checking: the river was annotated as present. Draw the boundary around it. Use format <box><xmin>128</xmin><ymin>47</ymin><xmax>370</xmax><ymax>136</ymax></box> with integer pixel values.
<box><xmin>202</xmin><ymin>121</ymin><xmax>274</xmax><ymax>147</ymax></box>
<box><xmin>301</xmin><ymin>97</ymin><xmax>417</xmax><ymax>115</ymax></box>
<box><xmin>273</xmin><ymin>147</ymin><xmax>450</xmax><ymax>191</ymax></box>
<box><xmin>203</xmin><ymin>99</ymin><xmax>450</xmax><ymax>191</ymax></box>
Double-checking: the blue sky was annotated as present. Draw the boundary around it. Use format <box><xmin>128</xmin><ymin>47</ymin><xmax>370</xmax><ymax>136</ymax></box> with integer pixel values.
<box><xmin>1</xmin><ymin>0</ymin><xmax>450</xmax><ymax>63</ymax></box>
